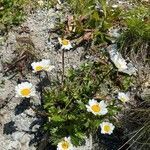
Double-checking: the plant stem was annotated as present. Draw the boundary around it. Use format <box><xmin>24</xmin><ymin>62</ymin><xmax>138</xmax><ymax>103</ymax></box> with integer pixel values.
<box><xmin>30</xmin><ymin>105</ymin><xmax>49</xmax><ymax>116</ymax></box>
<box><xmin>62</xmin><ymin>48</ymin><xmax>65</xmax><ymax>86</ymax></box>
<box><xmin>118</xmin><ymin>121</ymin><xmax>149</xmax><ymax>150</ymax></box>
<box><xmin>38</xmin><ymin>73</ymin><xmax>44</xmax><ymax>106</ymax></box>
<box><xmin>45</xmin><ymin>71</ymin><xmax>50</xmax><ymax>82</ymax></box>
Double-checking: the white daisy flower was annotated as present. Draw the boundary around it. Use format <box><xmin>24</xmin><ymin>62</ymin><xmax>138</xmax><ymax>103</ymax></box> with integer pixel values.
<box><xmin>57</xmin><ymin>137</ymin><xmax>73</xmax><ymax>150</ymax></box>
<box><xmin>41</xmin><ymin>59</ymin><xmax>55</xmax><ymax>72</ymax></box>
<box><xmin>108</xmin><ymin>45</ymin><xmax>137</xmax><ymax>75</ymax></box>
<box><xmin>112</xmin><ymin>54</ymin><xmax>128</xmax><ymax>71</ymax></box>
<box><xmin>58</xmin><ymin>37</ymin><xmax>72</xmax><ymax>50</ymax></box>
<box><xmin>118</xmin><ymin>92</ymin><xmax>129</xmax><ymax>103</ymax></box>
<box><xmin>112</xmin><ymin>4</ymin><xmax>118</xmax><ymax>8</ymax></box>
<box><xmin>100</xmin><ymin>122</ymin><xmax>115</xmax><ymax>135</ymax></box>
<box><xmin>15</xmin><ymin>82</ymin><xmax>36</xmax><ymax>98</ymax></box>
<box><xmin>86</xmin><ymin>99</ymin><xmax>108</xmax><ymax>115</ymax></box>
<box><xmin>38</xmin><ymin>0</ymin><xmax>44</xmax><ymax>6</ymax></box>
<box><xmin>31</xmin><ymin>61</ymin><xmax>44</xmax><ymax>73</ymax></box>
<box><xmin>31</xmin><ymin>59</ymin><xmax>55</xmax><ymax>73</ymax></box>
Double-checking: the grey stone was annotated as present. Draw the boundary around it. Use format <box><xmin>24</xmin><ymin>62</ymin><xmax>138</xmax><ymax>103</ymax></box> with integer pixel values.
<box><xmin>11</xmin><ymin>132</ymin><xmax>24</xmax><ymax>141</ymax></box>
<box><xmin>7</xmin><ymin>140</ymin><xmax>22</xmax><ymax>150</ymax></box>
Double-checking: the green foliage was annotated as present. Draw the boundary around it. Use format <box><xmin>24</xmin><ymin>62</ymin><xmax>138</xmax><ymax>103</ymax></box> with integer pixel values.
<box><xmin>123</xmin><ymin>5</ymin><xmax>150</xmax><ymax>40</ymax></box>
<box><xmin>60</xmin><ymin>0</ymin><xmax>122</xmax><ymax>44</ymax></box>
<box><xmin>117</xmin><ymin>4</ymin><xmax>150</xmax><ymax>61</ymax></box>
<box><xmin>44</xmin><ymin>53</ymin><xmax>133</xmax><ymax>146</ymax></box>
<box><xmin>0</xmin><ymin>0</ymin><xmax>38</xmax><ymax>31</ymax></box>
<box><xmin>0</xmin><ymin>0</ymin><xmax>25</xmax><ymax>27</ymax></box>
<box><xmin>46</xmin><ymin>0</ymin><xmax>58</xmax><ymax>8</ymax></box>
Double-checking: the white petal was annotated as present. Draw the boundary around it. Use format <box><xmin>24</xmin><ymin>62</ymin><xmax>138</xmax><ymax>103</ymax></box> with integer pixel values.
<box><xmin>112</xmin><ymin>4</ymin><xmax>118</xmax><ymax>8</ymax></box>
<box><xmin>93</xmin><ymin>112</ymin><xmax>100</xmax><ymax>115</ymax></box>
<box><xmin>62</xmin><ymin>44</ymin><xmax>72</xmax><ymax>50</ymax></box>
<box><xmin>41</xmin><ymin>59</ymin><xmax>51</xmax><ymax>65</ymax></box>
<box><xmin>86</xmin><ymin>105</ymin><xmax>91</xmax><ymax>112</ymax></box>
<box><xmin>99</xmin><ymin>100</ymin><xmax>107</xmax><ymax>108</ymax></box>
<box><xmin>58</xmin><ymin>37</ymin><xmax>62</xmax><ymax>44</ymax></box>
<box><xmin>89</xmin><ymin>99</ymin><xmax>97</xmax><ymax>105</ymax></box>
<box><xmin>100</xmin><ymin>108</ymin><xmax>108</xmax><ymax>115</ymax></box>
<box><xmin>118</xmin><ymin>92</ymin><xmax>129</xmax><ymax>102</ymax></box>
<box><xmin>44</xmin><ymin>65</ymin><xmax>55</xmax><ymax>72</ymax></box>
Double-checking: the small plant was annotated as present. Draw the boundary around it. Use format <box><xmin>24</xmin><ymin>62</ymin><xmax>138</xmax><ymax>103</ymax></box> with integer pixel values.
<box><xmin>117</xmin><ymin>4</ymin><xmax>150</xmax><ymax>63</ymax></box>
<box><xmin>117</xmin><ymin>3</ymin><xmax>150</xmax><ymax>145</ymax></box>
<box><xmin>121</xmin><ymin>89</ymin><xmax>150</xmax><ymax>150</ymax></box>
<box><xmin>6</xmin><ymin>1</ymin><xmax>148</xmax><ymax>149</ymax></box>
<box><xmin>57</xmin><ymin>0</ymin><xmax>123</xmax><ymax>44</ymax></box>
<box><xmin>0</xmin><ymin>0</ymin><xmax>39</xmax><ymax>32</ymax></box>
<box><xmin>43</xmin><ymin>54</ymin><xmax>133</xmax><ymax>147</ymax></box>
<box><xmin>0</xmin><ymin>0</ymin><xmax>25</xmax><ymax>29</ymax></box>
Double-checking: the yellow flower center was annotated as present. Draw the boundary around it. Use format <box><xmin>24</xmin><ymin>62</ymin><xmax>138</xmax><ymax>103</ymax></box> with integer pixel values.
<box><xmin>21</xmin><ymin>88</ymin><xmax>31</xmax><ymax>96</ymax></box>
<box><xmin>61</xmin><ymin>141</ymin><xmax>69</xmax><ymax>149</ymax></box>
<box><xmin>35</xmin><ymin>66</ymin><xmax>43</xmax><ymax>71</ymax></box>
<box><xmin>104</xmin><ymin>125</ymin><xmax>111</xmax><ymax>133</ymax></box>
<box><xmin>116</xmin><ymin>63</ymin><xmax>122</xmax><ymax>69</ymax></box>
<box><xmin>62</xmin><ymin>39</ymin><xmax>69</xmax><ymax>45</ymax></box>
<box><xmin>91</xmin><ymin>104</ymin><xmax>101</xmax><ymax>112</ymax></box>
<box><xmin>120</xmin><ymin>97</ymin><xmax>126</xmax><ymax>102</ymax></box>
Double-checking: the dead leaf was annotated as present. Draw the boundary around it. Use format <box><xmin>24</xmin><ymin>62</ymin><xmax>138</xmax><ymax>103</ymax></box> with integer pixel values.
<box><xmin>83</xmin><ymin>32</ymin><xmax>93</xmax><ymax>41</ymax></box>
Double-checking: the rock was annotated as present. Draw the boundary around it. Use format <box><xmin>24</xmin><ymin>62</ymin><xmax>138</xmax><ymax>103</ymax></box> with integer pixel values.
<box><xmin>7</xmin><ymin>140</ymin><xmax>22</xmax><ymax>150</ymax></box>
<box><xmin>11</xmin><ymin>132</ymin><xmax>25</xmax><ymax>141</ymax></box>
<box><xmin>20</xmin><ymin>134</ymin><xmax>31</xmax><ymax>145</ymax></box>
<box><xmin>0</xmin><ymin>6</ymin><xmax>86</xmax><ymax>150</ymax></box>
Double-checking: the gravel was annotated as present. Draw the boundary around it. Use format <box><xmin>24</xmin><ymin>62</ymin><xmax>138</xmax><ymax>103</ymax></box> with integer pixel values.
<box><xmin>0</xmin><ymin>7</ymin><xmax>86</xmax><ymax>150</ymax></box>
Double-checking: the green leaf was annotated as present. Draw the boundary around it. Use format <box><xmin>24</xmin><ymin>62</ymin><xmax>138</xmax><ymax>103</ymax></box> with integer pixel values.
<box><xmin>51</xmin><ymin>115</ymin><xmax>65</xmax><ymax>122</ymax></box>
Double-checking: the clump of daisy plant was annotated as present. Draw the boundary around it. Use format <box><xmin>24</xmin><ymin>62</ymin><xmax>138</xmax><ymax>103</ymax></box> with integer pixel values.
<box><xmin>15</xmin><ymin>82</ymin><xmax>36</xmax><ymax>98</ymax></box>
<box><xmin>57</xmin><ymin>137</ymin><xmax>73</xmax><ymax>150</ymax></box>
<box><xmin>43</xmin><ymin>61</ymin><xmax>128</xmax><ymax>147</ymax></box>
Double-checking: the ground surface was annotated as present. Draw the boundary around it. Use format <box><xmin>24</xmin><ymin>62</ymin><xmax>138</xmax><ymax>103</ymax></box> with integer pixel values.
<box><xmin>0</xmin><ymin>7</ymin><xmax>88</xmax><ymax>150</ymax></box>
<box><xmin>0</xmin><ymin>1</ymin><xmax>149</xmax><ymax>150</ymax></box>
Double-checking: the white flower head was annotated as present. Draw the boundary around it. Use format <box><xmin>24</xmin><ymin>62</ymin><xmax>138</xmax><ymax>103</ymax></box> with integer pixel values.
<box><xmin>38</xmin><ymin>0</ymin><xmax>44</xmax><ymax>6</ymax></box>
<box><xmin>58</xmin><ymin>37</ymin><xmax>72</xmax><ymax>50</ymax></box>
<box><xmin>108</xmin><ymin>45</ymin><xmax>137</xmax><ymax>75</ymax></box>
<box><xmin>41</xmin><ymin>59</ymin><xmax>55</xmax><ymax>72</ymax></box>
<box><xmin>112</xmin><ymin>55</ymin><xmax>128</xmax><ymax>71</ymax></box>
<box><xmin>31</xmin><ymin>61</ymin><xmax>44</xmax><ymax>73</ymax></box>
<box><xmin>31</xmin><ymin>59</ymin><xmax>55</xmax><ymax>73</ymax></box>
<box><xmin>112</xmin><ymin>4</ymin><xmax>118</xmax><ymax>8</ymax></box>
<box><xmin>100</xmin><ymin>122</ymin><xmax>115</xmax><ymax>135</ymax></box>
<box><xmin>15</xmin><ymin>82</ymin><xmax>36</xmax><ymax>98</ymax></box>
<box><xmin>118</xmin><ymin>92</ymin><xmax>129</xmax><ymax>103</ymax></box>
<box><xmin>57</xmin><ymin>137</ymin><xmax>73</xmax><ymax>150</ymax></box>
<box><xmin>86</xmin><ymin>99</ymin><xmax>108</xmax><ymax>115</ymax></box>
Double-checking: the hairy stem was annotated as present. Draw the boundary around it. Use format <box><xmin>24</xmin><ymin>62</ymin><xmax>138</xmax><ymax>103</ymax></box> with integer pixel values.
<box><xmin>62</xmin><ymin>48</ymin><xmax>65</xmax><ymax>86</ymax></box>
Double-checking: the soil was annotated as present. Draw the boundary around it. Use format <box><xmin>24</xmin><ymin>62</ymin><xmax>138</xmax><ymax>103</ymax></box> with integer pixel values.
<box><xmin>0</xmin><ymin>1</ymin><xmax>149</xmax><ymax>150</ymax></box>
